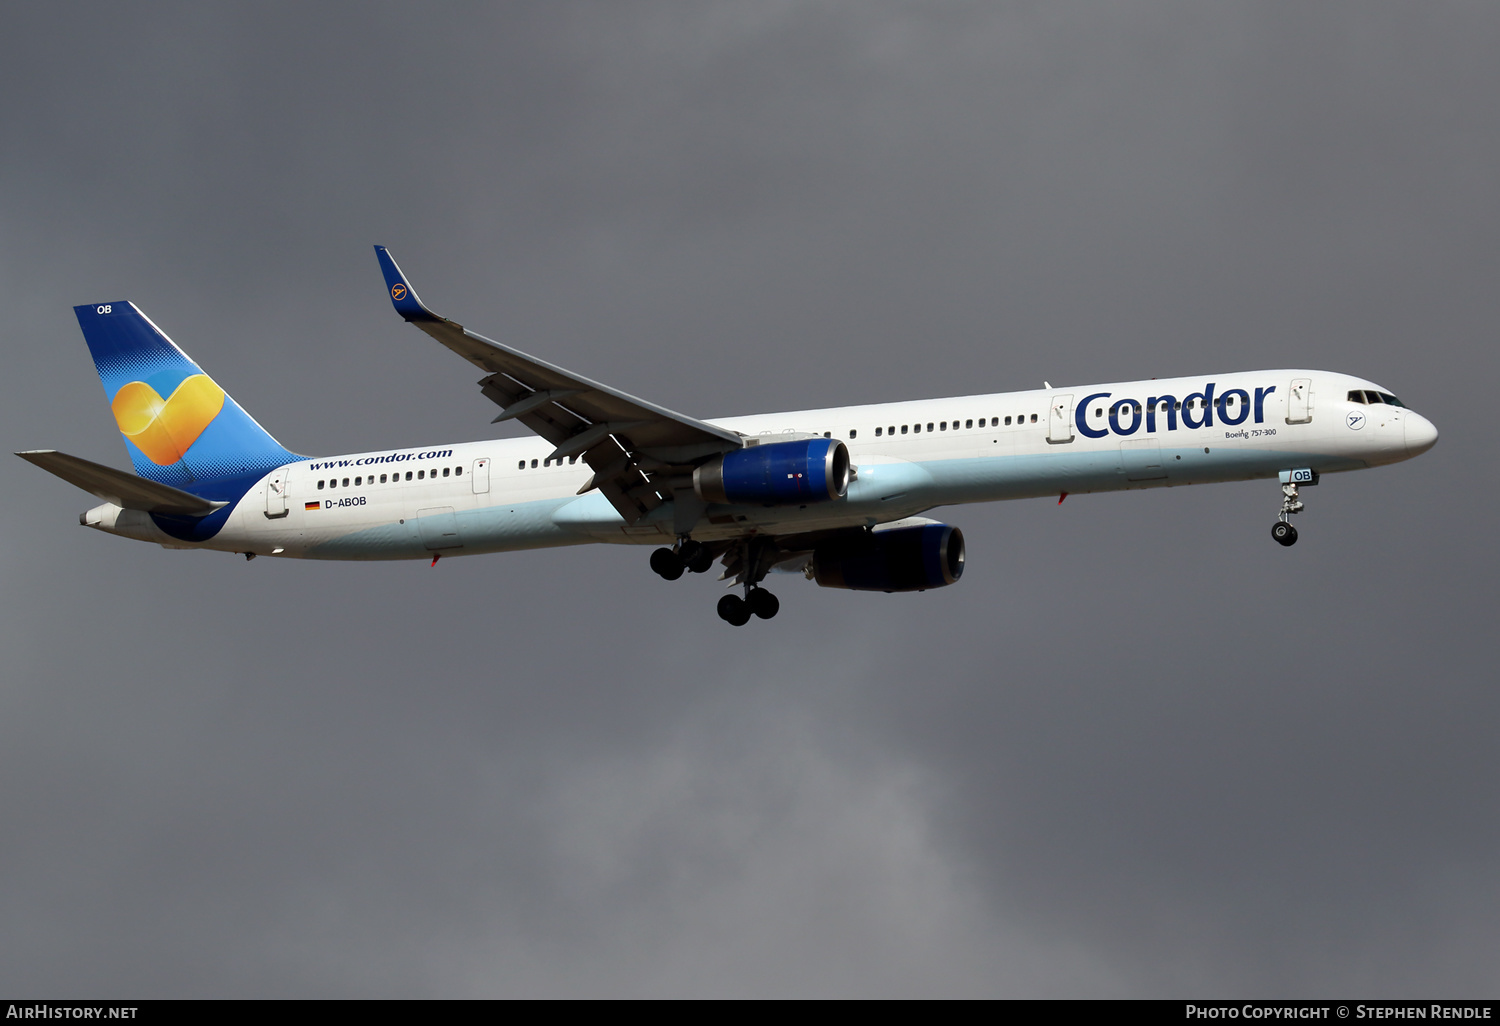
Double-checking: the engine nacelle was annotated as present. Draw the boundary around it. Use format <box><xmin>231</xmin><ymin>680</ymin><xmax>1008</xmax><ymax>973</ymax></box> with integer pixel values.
<box><xmin>812</xmin><ymin>523</ymin><xmax>965</xmax><ymax>592</ymax></box>
<box><xmin>694</xmin><ymin>438</ymin><xmax>850</xmax><ymax>506</ymax></box>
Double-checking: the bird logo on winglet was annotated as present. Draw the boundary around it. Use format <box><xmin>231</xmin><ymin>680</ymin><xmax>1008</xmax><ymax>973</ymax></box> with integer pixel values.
<box><xmin>391</xmin><ymin>283</ymin><xmax>407</xmax><ymax>301</ymax></box>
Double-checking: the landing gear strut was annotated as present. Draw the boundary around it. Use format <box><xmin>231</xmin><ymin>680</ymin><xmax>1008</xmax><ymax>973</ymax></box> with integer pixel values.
<box><xmin>653</xmin><ymin>535</ymin><xmax>782</xmax><ymax>625</ymax></box>
<box><xmin>1272</xmin><ymin>479</ymin><xmax>1304</xmax><ymax>547</ymax></box>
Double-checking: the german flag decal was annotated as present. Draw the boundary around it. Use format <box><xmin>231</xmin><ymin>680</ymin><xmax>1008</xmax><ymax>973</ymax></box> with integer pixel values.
<box><xmin>305</xmin><ymin>500</ymin><xmax>321</xmax><ymax>511</ymax></box>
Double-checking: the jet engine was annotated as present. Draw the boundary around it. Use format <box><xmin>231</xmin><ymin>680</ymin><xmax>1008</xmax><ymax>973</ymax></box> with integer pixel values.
<box><xmin>694</xmin><ymin>438</ymin><xmax>850</xmax><ymax>506</ymax></box>
<box><xmin>811</xmin><ymin>523</ymin><xmax>965</xmax><ymax>592</ymax></box>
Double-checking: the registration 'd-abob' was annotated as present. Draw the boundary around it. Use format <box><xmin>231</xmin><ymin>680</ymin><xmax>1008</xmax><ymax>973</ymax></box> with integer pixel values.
<box><xmin>19</xmin><ymin>247</ymin><xmax>1439</xmax><ymax>625</ymax></box>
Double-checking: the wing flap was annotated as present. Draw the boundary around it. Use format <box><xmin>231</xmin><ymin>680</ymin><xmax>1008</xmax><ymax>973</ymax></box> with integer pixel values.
<box><xmin>374</xmin><ymin>246</ymin><xmax>742</xmax><ymax>525</ymax></box>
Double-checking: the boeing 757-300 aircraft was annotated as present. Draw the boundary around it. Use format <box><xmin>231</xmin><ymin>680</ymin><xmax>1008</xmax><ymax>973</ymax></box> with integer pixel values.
<box><xmin>19</xmin><ymin>247</ymin><xmax>1439</xmax><ymax>625</ymax></box>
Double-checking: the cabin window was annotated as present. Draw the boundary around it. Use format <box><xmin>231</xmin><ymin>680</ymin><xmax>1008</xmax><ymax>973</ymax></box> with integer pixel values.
<box><xmin>940</xmin><ymin>422</ymin><xmax>947</xmax><ymax>431</ymax></box>
<box><xmin>823</xmin><ymin>431</ymin><xmax>831</xmax><ymax>438</ymax></box>
<box><xmin>1030</xmin><ymin>414</ymin><xmax>1037</xmax><ymax>423</ymax></box>
<box><xmin>1005</xmin><ymin>416</ymin><xmax>1013</xmax><ymax>426</ymax></box>
<box><xmin>341</xmin><ymin>477</ymin><xmax>349</xmax><ymax>487</ymax></box>
<box><xmin>354</xmin><ymin>476</ymin><xmax>362</xmax><ymax>486</ymax></box>
<box><xmin>901</xmin><ymin>425</ymin><xmax>908</xmax><ymax>434</ymax></box>
<box><xmin>518</xmin><ymin>461</ymin><xmax>525</xmax><ymax>470</ymax></box>
<box><xmin>455</xmin><ymin>466</ymin><xmax>462</xmax><ymax>476</ymax></box>
<box><xmin>317</xmin><ymin>480</ymin><xmax>324</xmax><ymax>490</ymax></box>
<box><xmin>913</xmin><ymin>423</ymin><xmax>921</xmax><ymax>433</ymax></box>
<box><xmin>569</xmin><ymin>456</ymin><xmax>578</xmax><ymax>464</ymax></box>
<box><xmin>849</xmin><ymin>429</ymin><xmax>857</xmax><ymax>439</ymax></box>
<box><xmin>965</xmin><ymin>419</ymin><xmax>973</xmax><ymax>429</ymax></box>
<box><xmin>419</xmin><ymin>470</ymin><xmax>426</xmax><ymax>479</ymax></box>
<box><xmin>377</xmin><ymin>474</ymin><xmax>385</xmax><ymax>483</ymax></box>
<box><xmin>875</xmin><ymin>427</ymin><xmax>883</xmax><ymax>436</ymax></box>
<box><xmin>531</xmin><ymin>459</ymin><xmax>538</xmax><ymax>468</ymax></box>
<box><xmin>442</xmin><ymin>467</ymin><xmax>450</xmax><ymax>477</ymax></box>
<box><xmin>927</xmin><ymin>423</ymin><xmax>934</xmax><ymax>432</ymax></box>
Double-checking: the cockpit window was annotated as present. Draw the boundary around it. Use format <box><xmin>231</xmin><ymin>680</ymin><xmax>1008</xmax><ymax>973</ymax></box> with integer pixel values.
<box><xmin>1350</xmin><ymin>389</ymin><xmax>1408</xmax><ymax>408</ymax></box>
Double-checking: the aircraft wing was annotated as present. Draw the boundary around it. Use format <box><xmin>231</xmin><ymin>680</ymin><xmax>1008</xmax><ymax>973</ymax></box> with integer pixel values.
<box><xmin>375</xmin><ymin>246</ymin><xmax>743</xmax><ymax>524</ymax></box>
<box><xmin>16</xmin><ymin>450</ymin><xmax>226</xmax><ymax>516</ymax></box>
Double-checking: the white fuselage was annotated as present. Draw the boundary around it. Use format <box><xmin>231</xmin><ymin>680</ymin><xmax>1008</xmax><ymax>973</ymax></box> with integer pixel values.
<box><xmin>84</xmin><ymin>369</ymin><xmax>1438</xmax><ymax>559</ymax></box>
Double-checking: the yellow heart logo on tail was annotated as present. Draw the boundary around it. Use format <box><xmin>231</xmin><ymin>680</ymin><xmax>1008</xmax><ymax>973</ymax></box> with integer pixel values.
<box><xmin>110</xmin><ymin>374</ymin><xmax>226</xmax><ymax>465</ymax></box>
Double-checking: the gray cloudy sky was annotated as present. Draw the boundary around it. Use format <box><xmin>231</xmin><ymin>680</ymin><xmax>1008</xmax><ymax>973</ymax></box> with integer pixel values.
<box><xmin>2</xmin><ymin>2</ymin><xmax>1496</xmax><ymax>997</ymax></box>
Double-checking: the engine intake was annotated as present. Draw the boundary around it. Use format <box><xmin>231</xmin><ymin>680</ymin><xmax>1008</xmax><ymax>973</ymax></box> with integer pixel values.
<box><xmin>694</xmin><ymin>438</ymin><xmax>850</xmax><ymax>506</ymax></box>
<box><xmin>812</xmin><ymin>523</ymin><xmax>965</xmax><ymax>592</ymax></box>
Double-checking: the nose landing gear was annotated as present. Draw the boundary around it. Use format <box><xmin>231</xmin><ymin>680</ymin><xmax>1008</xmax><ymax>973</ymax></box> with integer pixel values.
<box><xmin>1271</xmin><ymin>471</ymin><xmax>1314</xmax><ymax>546</ymax></box>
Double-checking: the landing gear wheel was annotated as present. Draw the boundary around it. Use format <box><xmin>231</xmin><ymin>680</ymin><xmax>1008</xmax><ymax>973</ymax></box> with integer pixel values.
<box><xmin>686</xmin><ymin>547</ymin><xmax>715</xmax><ymax>574</ymax></box>
<box><xmin>746</xmin><ymin>588</ymin><xmax>780</xmax><ymax>620</ymax></box>
<box><xmin>651</xmin><ymin>547</ymin><xmax>685</xmax><ymax>580</ymax></box>
<box><xmin>1271</xmin><ymin>522</ymin><xmax>1298</xmax><ymax>547</ymax></box>
<box><xmin>717</xmin><ymin>594</ymin><xmax>751</xmax><ymax>626</ymax></box>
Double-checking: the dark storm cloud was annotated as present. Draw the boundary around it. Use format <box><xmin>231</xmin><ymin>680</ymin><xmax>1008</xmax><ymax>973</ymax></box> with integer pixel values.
<box><xmin>1</xmin><ymin>2</ymin><xmax>1496</xmax><ymax>996</ymax></box>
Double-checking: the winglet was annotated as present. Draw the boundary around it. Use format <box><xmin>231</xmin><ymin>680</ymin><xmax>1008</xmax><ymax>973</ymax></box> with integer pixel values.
<box><xmin>374</xmin><ymin>245</ymin><xmax>440</xmax><ymax>323</ymax></box>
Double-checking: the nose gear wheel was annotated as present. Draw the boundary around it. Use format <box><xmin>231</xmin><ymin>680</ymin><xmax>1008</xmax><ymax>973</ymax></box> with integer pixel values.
<box><xmin>1272</xmin><ymin>481</ymin><xmax>1304</xmax><ymax>546</ymax></box>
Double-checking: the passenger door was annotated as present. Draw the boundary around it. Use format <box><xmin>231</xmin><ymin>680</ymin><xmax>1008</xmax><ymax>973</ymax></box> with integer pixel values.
<box><xmin>264</xmin><ymin>467</ymin><xmax>289</xmax><ymax>519</ymax></box>
<box><xmin>471</xmin><ymin>457</ymin><xmax>490</xmax><ymax>495</ymax></box>
<box><xmin>1287</xmin><ymin>378</ymin><xmax>1313</xmax><ymax>424</ymax></box>
<box><xmin>1047</xmin><ymin>394</ymin><xmax>1074</xmax><ymax>444</ymax></box>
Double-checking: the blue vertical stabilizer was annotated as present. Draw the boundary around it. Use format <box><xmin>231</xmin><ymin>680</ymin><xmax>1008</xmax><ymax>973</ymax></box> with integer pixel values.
<box><xmin>74</xmin><ymin>302</ymin><xmax>300</xmax><ymax>489</ymax></box>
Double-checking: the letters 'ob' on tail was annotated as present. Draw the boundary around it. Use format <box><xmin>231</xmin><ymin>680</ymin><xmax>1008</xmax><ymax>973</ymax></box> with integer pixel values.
<box><xmin>74</xmin><ymin>302</ymin><xmax>299</xmax><ymax>491</ymax></box>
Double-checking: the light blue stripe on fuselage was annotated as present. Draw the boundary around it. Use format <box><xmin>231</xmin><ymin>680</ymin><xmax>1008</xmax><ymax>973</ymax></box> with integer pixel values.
<box><xmin>299</xmin><ymin>442</ymin><xmax>1355</xmax><ymax>560</ymax></box>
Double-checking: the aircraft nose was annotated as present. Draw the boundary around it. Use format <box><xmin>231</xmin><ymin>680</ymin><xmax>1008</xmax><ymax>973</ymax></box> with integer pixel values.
<box><xmin>1405</xmin><ymin>412</ymin><xmax>1439</xmax><ymax>456</ymax></box>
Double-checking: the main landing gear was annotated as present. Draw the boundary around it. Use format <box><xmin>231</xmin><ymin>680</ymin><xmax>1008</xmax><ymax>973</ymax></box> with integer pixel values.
<box><xmin>651</xmin><ymin>536</ymin><xmax>782</xmax><ymax>625</ymax></box>
<box><xmin>716</xmin><ymin>588</ymin><xmax>779</xmax><ymax>626</ymax></box>
<box><xmin>650</xmin><ymin>538</ymin><xmax>714</xmax><ymax>580</ymax></box>
<box><xmin>1271</xmin><ymin>477</ymin><xmax>1306</xmax><ymax>547</ymax></box>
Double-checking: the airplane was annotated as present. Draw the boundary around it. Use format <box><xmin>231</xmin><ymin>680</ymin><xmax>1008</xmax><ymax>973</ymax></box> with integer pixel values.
<box><xmin>18</xmin><ymin>246</ymin><xmax>1439</xmax><ymax>626</ymax></box>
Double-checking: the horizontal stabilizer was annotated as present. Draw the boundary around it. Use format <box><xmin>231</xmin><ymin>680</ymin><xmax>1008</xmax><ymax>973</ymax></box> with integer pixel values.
<box><xmin>15</xmin><ymin>450</ymin><xmax>227</xmax><ymax>516</ymax></box>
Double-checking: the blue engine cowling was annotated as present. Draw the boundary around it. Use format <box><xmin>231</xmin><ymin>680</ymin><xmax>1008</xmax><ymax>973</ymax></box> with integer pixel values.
<box><xmin>694</xmin><ymin>438</ymin><xmax>850</xmax><ymax>506</ymax></box>
<box><xmin>812</xmin><ymin>523</ymin><xmax>965</xmax><ymax>592</ymax></box>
